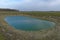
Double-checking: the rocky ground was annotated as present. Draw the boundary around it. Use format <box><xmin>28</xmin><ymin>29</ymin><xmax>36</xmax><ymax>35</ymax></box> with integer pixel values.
<box><xmin>0</xmin><ymin>15</ymin><xmax>60</xmax><ymax>40</ymax></box>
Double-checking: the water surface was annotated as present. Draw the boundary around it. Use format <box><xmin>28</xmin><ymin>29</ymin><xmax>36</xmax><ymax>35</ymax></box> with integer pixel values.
<box><xmin>5</xmin><ymin>16</ymin><xmax>55</xmax><ymax>31</ymax></box>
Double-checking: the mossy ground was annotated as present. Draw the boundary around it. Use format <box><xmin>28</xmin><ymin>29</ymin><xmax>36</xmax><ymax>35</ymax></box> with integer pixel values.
<box><xmin>0</xmin><ymin>34</ymin><xmax>5</xmax><ymax>40</ymax></box>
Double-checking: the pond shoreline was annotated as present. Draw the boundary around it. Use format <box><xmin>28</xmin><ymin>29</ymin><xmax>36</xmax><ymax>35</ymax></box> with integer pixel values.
<box><xmin>0</xmin><ymin>13</ymin><xmax>60</xmax><ymax>40</ymax></box>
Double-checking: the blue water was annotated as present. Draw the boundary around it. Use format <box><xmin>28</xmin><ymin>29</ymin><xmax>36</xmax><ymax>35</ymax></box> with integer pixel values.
<box><xmin>5</xmin><ymin>16</ymin><xmax>55</xmax><ymax>31</ymax></box>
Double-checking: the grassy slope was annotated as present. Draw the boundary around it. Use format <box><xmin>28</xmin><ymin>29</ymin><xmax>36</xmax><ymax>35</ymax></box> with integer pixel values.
<box><xmin>21</xmin><ymin>11</ymin><xmax>60</xmax><ymax>16</ymax></box>
<box><xmin>0</xmin><ymin>11</ymin><xmax>60</xmax><ymax>16</ymax></box>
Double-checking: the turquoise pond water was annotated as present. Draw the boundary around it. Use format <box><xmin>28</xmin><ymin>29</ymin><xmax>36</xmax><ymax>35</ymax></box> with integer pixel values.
<box><xmin>5</xmin><ymin>16</ymin><xmax>55</xmax><ymax>31</ymax></box>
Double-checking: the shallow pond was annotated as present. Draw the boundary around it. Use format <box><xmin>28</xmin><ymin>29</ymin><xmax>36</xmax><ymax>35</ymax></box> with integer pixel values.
<box><xmin>5</xmin><ymin>16</ymin><xmax>55</xmax><ymax>31</ymax></box>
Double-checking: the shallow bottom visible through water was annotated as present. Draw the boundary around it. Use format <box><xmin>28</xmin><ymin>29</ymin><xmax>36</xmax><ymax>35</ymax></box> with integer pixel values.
<box><xmin>5</xmin><ymin>16</ymin><xmax>55</xmax><ymax>31</ymax></box>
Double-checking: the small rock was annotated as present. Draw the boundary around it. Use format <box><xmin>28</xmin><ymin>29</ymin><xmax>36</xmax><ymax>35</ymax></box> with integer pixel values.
<box><xmin>6</xmin><ymin>33</ymin><xmax>12</xmax><ymax>37</ymax></box>
<box><xmin>2</xmin><ymin>28</ymin><xmax>5</xmax><ymax>32</ymax></box>
<box><xmin>17</xmin><ymin>39</ymin><xmax>20</xmax><ymax>40</ymax></box>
